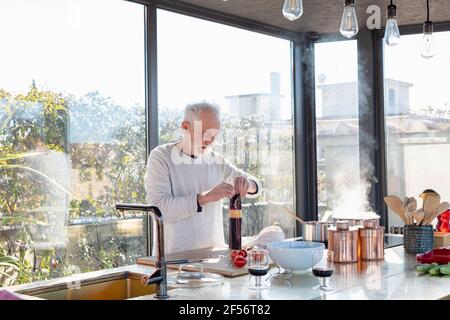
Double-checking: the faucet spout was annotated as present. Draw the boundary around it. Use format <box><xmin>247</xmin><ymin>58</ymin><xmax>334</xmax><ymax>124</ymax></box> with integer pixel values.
<box><xmin>116</xmin><ymin>203</ymin><xmax>169</xmax><ymax>299</ymax></box>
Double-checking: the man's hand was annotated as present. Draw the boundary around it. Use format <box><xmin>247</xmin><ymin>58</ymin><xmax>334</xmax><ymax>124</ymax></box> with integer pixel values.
<box><xmin>234</xmin><ymin>177</ymin><xmax>256</xmax><ymax>198</ymax></box>
<box><xmin>198</xmin><ymin>182</ymin><xmax>235</xmax><ymax>206</ymax></box>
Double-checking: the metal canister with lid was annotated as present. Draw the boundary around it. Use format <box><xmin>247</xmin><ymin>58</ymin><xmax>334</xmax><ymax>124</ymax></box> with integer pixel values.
<box><xmin>327</xmin><ymin>221</ymin><xmax>359</xmax><ymax>263</ymax></box>
<box><xmin>359</xmin><ymin>219</ymin><xmax>385</xmax><ymax>261</ymax></box>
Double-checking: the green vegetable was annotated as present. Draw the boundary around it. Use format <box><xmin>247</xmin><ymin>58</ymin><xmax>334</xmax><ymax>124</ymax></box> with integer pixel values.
<box><xmin>439</xmin><ymin>264</ymin><xmax>450</xmax><ymax>275</ymax></box>
<box><xmin>416</xmin><ymin>264</ymin><xmax>433</xmax><ymax>273</ymax></box>
<box><xmin>428</xmin><ymin>265</ymin><xmax>441</xmax><ymax>276</ymax></box>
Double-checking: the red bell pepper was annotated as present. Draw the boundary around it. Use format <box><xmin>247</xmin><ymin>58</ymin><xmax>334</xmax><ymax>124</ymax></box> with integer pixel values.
<box><xmin>437</xmin><ymin>210</ymin><xmax>450</xmax><ymax>233</ymax></box>
<box><xmin>416</xmin><ymin>248</ymin><xmax>450</xmax><ymax>264</ymax></box>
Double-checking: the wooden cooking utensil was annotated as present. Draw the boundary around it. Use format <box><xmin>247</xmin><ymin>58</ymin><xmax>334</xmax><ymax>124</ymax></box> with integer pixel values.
<box><xmin>384</xmin><ymin>195</ymin><xmax>407</xmax><ymax>224</ymax></box>
<box><xmin>283</xmin><ymin>207</ymin><xmax>305</xmax><ymax>224</ymax></box>
<box><xmin>422</xmin><ymin>202</ymin><xmax>450</xmax><ymax>225</ymax></box>
<box><xmin>414</xmin><ymin>209</ymin><xmax>425</xmax><ymax>226</ymax></box>
<box><xmin>403</xmin><ymin>197</ymin><xmax>417</xmax><ymax>225</ymax></box>
<box><xmin>422</xmin><ymin>193</ymin><xmax>441</xmax><ymax>219</ymax></box>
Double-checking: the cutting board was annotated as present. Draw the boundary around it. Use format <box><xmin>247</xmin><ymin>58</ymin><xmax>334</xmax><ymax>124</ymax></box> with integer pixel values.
<box><xmin>136</xmin><ymin>246</ymin><xmax>249</xmax><ymax>277</ymax></box>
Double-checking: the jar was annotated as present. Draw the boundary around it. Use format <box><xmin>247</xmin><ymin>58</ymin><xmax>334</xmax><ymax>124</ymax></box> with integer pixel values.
<box><xmin>327</xmin><ymin>221</ymin><xmax>359</xmax><ymax>263</ymax></box>
<box><xmin>359</xmin><ymin>219</ymin><xmax>385</xmax><ymax>261</ymax></box>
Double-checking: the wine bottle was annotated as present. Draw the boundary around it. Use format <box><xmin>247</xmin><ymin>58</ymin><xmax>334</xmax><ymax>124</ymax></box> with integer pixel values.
<box><xmin>229</xmin><ymin>193</ymin><xmax>242</xmax><ymax>250</ymax></box>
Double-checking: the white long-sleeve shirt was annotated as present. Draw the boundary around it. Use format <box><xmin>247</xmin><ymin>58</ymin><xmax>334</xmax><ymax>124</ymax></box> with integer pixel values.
<box><xmin>144</xmin><ymin>142</ymin><xmax>261</xmax><ymax>254</ymax></box>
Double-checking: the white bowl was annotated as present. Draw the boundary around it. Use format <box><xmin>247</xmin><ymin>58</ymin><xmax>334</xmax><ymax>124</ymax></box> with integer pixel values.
<box><xmin>267</xmin><ymin>241</ymin><xmax>325</xmax><ymax>271</ymax></box>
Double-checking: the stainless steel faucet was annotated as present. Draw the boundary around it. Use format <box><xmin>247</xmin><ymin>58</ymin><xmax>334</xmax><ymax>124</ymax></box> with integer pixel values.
<box><xmin>115</xmin><ymin>203</ymin><xmax>169</xmax><ymax>299</ymax></box>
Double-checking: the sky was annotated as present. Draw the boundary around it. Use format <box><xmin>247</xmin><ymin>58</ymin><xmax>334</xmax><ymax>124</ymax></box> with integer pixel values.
<box><xmin>384</xmin><ymin>32</ymin><xmax>450</xmax><ymax>111</ymax></box>
<box><xmin>1</xmin><ymin>0</ymin><xmax>449</xmax><ymax>117</ymax></box>
<box><xmin>314</xmin><ymin>32</ymin><xmax>450</xmax><ymax>113</ymax></box>
<box><xmin>0</xmin><ymin>0</ymin><xmax>292</xmax><ymax>119</ymax></box>
<box><xmin>0</xmin><ymin>0</ymin><xmax>145</xmax><ymax>108</ymax></box>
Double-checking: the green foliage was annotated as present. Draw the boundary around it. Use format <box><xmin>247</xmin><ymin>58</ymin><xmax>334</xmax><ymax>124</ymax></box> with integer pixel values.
<box><xmin>0</xmin><ymin>84</ymin><xmax>147</xmax><ymax>286</ymax></box>
<box><xmin>0</xmin><ymin>250</ymin><xmax>19</xmax><ymax>286</ymax></box>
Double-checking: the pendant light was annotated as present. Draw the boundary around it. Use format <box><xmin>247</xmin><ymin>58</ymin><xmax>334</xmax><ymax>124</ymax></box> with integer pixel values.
<box><xmin>340</xmin><ymin>0</ymin><xmax>359</xmax><ymax>38</ymax></box>
<box><xmin>421</xmin><ymin>0</ymin><xmax>435</xmax><ymax>59</ymax></box>
<box><xmin>384</xmin><ymin>0</ymin><xmax>401</xmax><ymax>46</ymax></box>
<box><xmin>282</xmin><ymin>0</ymin><xmax>303</xmax><ymax>21</ymax></box>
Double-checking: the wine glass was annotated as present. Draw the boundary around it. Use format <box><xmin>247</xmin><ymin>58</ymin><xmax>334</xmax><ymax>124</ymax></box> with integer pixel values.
<box><xmin>247</xmin><ymin>248</ymin><xmax>269</xmax><ymax>293</ymax></box>
<box><xmin>312</xmin><ymin>249</ymin><xmax>334</xmax><ymax>291</ymax></box>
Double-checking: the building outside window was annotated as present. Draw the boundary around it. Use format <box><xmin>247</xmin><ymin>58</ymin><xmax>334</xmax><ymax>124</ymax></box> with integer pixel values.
<box><xmin>315</xmin><ymin>40</ymin><xmax>363</xmax><ymax>221</ymax></box>
<box><xmin>157</xmin><ymin>10</ymin><xmax>296</xmax><ymax>240</ymax></box>
<box><xmin>384</xmin><ymin>32</ymin><xmax>450</xmax><ymax>227</ymax></box>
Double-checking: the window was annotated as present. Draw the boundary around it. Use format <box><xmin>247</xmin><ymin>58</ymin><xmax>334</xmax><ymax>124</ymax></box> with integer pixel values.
<box><xmin>157</xmin><ymin>10</ymin><xmax>296</xmax><ymax>239</ymax></box>
<box><xmin>384</xmin><ymin>32</ymin><xmax>450</xmax><ymax>227</ymax></box>
<box><xmin>315</xmin><ymin>40</ymin><xmax>363</xmax><ymax>221</ymax></box>
<box><xmin>0</xmin><ymin>0</ymin><xmax>146</xmax><ymax>286</ymax></box>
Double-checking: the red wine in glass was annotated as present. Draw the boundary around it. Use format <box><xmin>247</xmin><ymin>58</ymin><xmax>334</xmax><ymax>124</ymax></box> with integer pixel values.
<box><xmin>312</xmin><ymin>267</ymin><xmax>334</xmax><ymax>278</ymax></box>
<box><xmin>312</xmin><ymin>267</ymin><xmax>334</xmax><ymax>291</ymax></box>
<box><xmin>248</xmin><ymin>266</ymin><xmax>269</xmax><ymax>277</ymax></box>
<box><xmin>248</xmin><ymin>249</ymin><xmax>269</xmax><ymax>293</ymax></box>
<box><xmin>312</xmin><ymin>250</ymin><xmax>334</xmax><ymax>291</ymax></box>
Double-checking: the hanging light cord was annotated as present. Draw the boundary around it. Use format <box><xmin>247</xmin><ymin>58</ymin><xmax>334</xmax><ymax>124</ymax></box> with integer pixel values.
<box><xmin>426</xmin><ymin>0</ymin><xmax>430</xmax><ymax>22</ymax></box>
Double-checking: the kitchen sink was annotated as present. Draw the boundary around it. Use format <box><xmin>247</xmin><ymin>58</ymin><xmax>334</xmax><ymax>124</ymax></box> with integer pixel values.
<box><xmin>15</xmin><ymin>272</ymin><xmax>156</xmax><ymax>300</ymax></box>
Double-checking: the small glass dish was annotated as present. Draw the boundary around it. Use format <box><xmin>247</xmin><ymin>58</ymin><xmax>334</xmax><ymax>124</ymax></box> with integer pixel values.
<box><xmin>166</xmin><ymin>263</ymin><xmax>224</xmax><ymax>288</ymax></box>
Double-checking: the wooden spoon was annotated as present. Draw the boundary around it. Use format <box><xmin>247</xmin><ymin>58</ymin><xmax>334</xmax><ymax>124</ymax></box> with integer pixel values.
<box><xmin>384</xmin><ymin>195</ymin><xmax>407</xmax><ymax>224</ymax></box>
<box><xmin>283</xmin><ymin>207</ymin><xmax>305</xmax><ymax>224</ymax></box>
<box><xmin>423</xmin><ymin>193</ymin><xmax>441</xmax><ymax>219</ymax></box>
<box><xmin>403</xmin><ymin>197</ymin><xmax>417</xmax><ymax>225</ymax></box>
<box><xmin>422</xmin><ymin>202</ymin><xmax>450</xmax><ymax>225</ymax></box>
<box><xmin>414</xmin><ymin>209</ymin><xmax>425</xmax><ymax>226</ymax></box>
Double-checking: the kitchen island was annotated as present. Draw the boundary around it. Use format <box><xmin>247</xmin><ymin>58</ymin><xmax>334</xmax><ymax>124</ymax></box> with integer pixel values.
<box><xmin>132</xmin><ymin>246</ymin><xmax>449</xmax><ymax>300</ymax></box>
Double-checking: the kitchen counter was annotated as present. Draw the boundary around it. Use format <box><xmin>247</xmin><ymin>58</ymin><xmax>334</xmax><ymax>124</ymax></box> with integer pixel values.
<box><xmin>7</xmin><ymin>246</ymin><xmax>449</xmax><ymax>300</ymax></box>
<box><xmin>131</xmin><ymin>246</ymin><xmax>450</xmax><ymax>300</ymax></box>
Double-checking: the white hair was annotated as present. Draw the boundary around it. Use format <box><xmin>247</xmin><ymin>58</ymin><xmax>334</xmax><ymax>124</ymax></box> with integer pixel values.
<box><xmin>183</xmin><ymin>101</ymin><xmax>220</xmax><ymax>123</ymax></box>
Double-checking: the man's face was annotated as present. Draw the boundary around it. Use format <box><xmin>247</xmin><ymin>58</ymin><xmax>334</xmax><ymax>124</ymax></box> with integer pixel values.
<box><xmin>183</xmin><ymin>110</ymin><xmax>220</xmax><ymax>154</ymax></box>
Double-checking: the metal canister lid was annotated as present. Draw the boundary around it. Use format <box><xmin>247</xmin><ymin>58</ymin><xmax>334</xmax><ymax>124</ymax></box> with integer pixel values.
<box><xmin>363</xmin><ymin>218</ymin><xmax>379</xmax><ymax>229</ymax></box>
<box><xmin>336</xmin><ymin>221</ymin><xmax>350</xmax><ymax>231</ymax></box>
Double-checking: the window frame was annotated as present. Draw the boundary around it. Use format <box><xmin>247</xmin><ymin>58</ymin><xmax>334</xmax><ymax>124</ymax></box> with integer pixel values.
<box><xmin>127</xmin><ymin>0</ymin><xmax>306</xmax><ymax>240</ymax></box>
<box><xmin>372</xmin><ymin>21</ymin><xmax>450</xmax><ymax>228</ymax></box>
<box><xmin>129</xmin><ymin>0</ymin><xmax>450</xmax><ymax>233</ymax></box>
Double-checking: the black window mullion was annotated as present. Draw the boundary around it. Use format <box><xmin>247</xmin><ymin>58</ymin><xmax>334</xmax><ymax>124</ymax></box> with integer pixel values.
<box><xmin>143</xmin><ymin>1</ymin><xmax>158</xmax><ymax>257</ymax></box>
<box><xmin>357</xmin><ymin>28</ymin><xmax>387</xmax><ymax>227</ymax></box>
<box><xmin>294</xmin><ymin>33</ymin><xmax>318</xmax><ymax>235</ymax></box>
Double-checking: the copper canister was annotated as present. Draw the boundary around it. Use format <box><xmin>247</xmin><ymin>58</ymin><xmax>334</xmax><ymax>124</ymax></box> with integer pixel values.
<box><xmin>359</xmin><ymin>219</ymin><xmax>385</xmax><ymax>261</ymax></box>
<box><xmin>327</xmin><ymin>221</ymin><xmax>359</xmax><ymax>263</ymax></box>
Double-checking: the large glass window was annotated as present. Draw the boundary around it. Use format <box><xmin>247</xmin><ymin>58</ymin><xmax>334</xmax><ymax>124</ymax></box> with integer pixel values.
<box><xmin>384</xmin><ymin>32</ymin><xmax>450</xmax><ymax>227</ymax></box>
<box><xmin>157</xmin><ymin>10</ymin><xmax>296</xmax><ymax>239</ymax></box>
<box><xmin>0</xmin><ymin>0</ymin><xmax>146</xmax><ymax>286</ymax></box>
<box><xmin>315</xmin><ymin>40</ymin><xmax>363</xmax><ymax>221</ymax></box>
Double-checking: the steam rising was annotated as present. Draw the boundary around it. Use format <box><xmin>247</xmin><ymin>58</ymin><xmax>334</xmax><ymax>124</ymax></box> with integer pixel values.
<box><xmin>327</xmin><ymin>52</ymin><xmax>379</xmax><ymax>221</ymax></box>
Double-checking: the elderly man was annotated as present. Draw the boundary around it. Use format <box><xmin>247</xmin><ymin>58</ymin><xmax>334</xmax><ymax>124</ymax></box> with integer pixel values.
<box><xmin>145</xmin><ymin>102</ymin><xmax>261</xmax><ymax>254</ymax></box>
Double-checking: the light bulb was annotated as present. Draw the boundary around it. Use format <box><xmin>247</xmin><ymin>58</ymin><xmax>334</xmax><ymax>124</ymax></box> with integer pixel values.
<box><xmin>282</xmin><ymin>0</ymin><xmax>303</xmax><ymax>21</ymax></box>
<box><xmin>384</xmin><ymin>4</ymin><xmax>400</xmax><ymax>47</ymax></box>
<box><xmin>421</xmin><ymin>33</ymin><xmax>435</xmax><ymax>59</ymax></box>
<box><xmin>340</xmin><ymin>0</ymin><xmax>359</xmax><ymax>38</ymax></box>
<box><xmin>421</xmin><ymin>21</ymin><xmax>435</xmax><ymax>59</ymax></box>
<box><xmin>384</xmin><ymin>18</ymin><xmax>401</xmax><ymax>46</ymax></box>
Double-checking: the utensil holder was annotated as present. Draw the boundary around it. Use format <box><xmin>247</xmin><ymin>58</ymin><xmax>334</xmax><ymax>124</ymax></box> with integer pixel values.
<box><xmin>403</xmin><ymin>224</ymin><xmax>433</xmax><ymax>254</ymax></box>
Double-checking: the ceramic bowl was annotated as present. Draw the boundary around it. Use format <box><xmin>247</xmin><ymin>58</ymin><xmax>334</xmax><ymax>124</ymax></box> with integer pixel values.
<box><xmin>266</xmin><ymin>241</ymin><xmax>325</xmax><ymax>272</ymax></box>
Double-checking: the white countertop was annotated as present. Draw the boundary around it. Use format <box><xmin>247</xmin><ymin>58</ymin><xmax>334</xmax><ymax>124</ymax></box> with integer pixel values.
<box><xmin>132</xmin><ymin>246</ymin><xmax>450</xmax><ymax>300</ymax></box>
<box><xmin>8</xmin><ymin>245</ymin><xmax>449</xmax><ymax>300</ymax></box>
